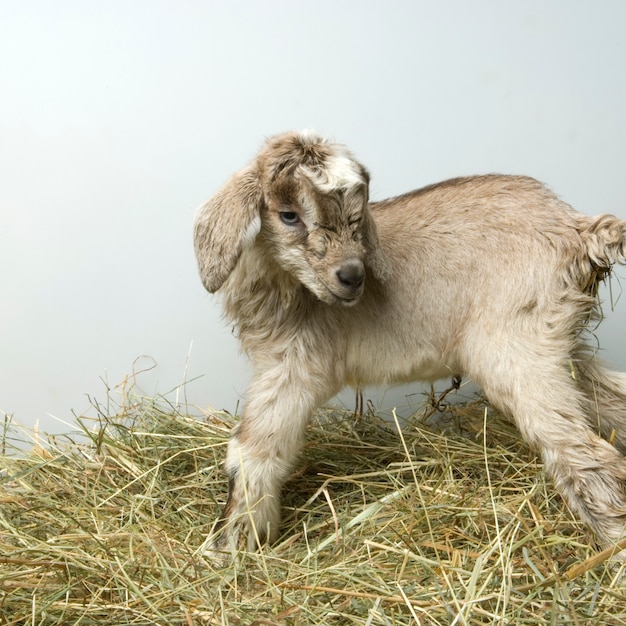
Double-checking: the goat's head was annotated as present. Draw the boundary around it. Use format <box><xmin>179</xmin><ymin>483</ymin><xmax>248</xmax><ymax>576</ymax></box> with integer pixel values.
<box><xmin>194</xmin><ymin>131</ymin><xmax>390</xmax><ymax>306</ymax></box>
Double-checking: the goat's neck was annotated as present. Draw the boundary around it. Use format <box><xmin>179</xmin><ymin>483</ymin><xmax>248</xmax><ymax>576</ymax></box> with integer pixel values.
<box><xmin>220</xmin><ymin>244</ymin><xmax>306</xmax><ymax>350</ymax></box>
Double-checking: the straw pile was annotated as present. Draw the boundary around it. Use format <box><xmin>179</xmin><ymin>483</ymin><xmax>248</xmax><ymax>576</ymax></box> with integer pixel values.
<box><xmin>1</xmin><ymin>388</ymin><xmax>625</xmax><ymax>625</ymax></box>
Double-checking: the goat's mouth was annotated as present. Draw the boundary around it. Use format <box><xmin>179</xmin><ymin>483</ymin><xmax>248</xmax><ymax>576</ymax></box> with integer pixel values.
<box><xmin>321</xmin><ymin>282</ymin><xmax>364</xmax><ymax>306</ymax></box>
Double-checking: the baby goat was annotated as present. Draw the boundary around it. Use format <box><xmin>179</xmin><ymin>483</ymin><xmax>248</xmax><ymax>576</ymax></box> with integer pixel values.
<box><xmin>194</xmin><ymin>130</ymin><xmax>626</xmax><ymax>559</ymax></box>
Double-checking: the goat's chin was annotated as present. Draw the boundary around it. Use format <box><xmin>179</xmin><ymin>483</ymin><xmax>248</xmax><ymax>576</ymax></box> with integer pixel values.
<box><xmin>313</xmin><ymin>283</ymin><xmax>363</xmax><ymax>307</ymax></box>
<box><xmin>335</xmin><ymin>296</ymin><xmax>362</xmax><ymax>307</ymax></box>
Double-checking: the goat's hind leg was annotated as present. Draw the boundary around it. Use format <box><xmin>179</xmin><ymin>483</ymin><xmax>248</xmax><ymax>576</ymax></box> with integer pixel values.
<box><xmin>477</xmin><ymin>355</ymin><xmax>626</xmax><ymax>553</ymax></box>
<box><xmin>575</xmin><ymin>354</ymin><xmax>626</xmax><ymax>455</ymax></box>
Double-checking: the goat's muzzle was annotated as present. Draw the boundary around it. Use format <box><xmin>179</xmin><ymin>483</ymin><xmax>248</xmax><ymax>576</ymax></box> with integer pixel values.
<box><xmin>333</xmin><ymin>258</ymin><xmax>365</xmax><ymax>303</ymax></box>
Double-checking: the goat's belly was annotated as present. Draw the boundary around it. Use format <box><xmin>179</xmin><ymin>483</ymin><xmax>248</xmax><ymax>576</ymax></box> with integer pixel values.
<box><xmin>344</xmin><ymin>343</ymin><xmax>459</xmax><ymax>388</ymax></box>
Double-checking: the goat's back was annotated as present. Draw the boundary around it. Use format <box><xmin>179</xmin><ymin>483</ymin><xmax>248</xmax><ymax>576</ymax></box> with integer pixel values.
<box><xmin>369</xmin><ymin>175</ymin><xmax>608</xmax><ymax>298</ymax></box>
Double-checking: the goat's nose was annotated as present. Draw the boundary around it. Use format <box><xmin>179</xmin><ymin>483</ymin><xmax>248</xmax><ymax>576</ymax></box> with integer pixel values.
<box><xmin>336</xmin><ymin>259</ymin><xmax>365</xmax><ymax>290</ymax></box>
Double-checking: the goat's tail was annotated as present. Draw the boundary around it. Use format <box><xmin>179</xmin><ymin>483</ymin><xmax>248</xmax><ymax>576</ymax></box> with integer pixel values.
<box><xmin>581</xmin><ymin>214</ymin><xmax>626</xmax><ymax>269</ymax></box>
<box><xmin>575</xmin><ymin>214</ymin><xmax>626</xmax><ymax>293</ymax></box>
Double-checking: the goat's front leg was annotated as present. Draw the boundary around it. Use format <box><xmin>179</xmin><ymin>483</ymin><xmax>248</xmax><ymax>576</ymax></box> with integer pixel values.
<box><xmin>207</xmin><ymin>362</ymin><xmax>331</xmax><ymax>559</ymax></box>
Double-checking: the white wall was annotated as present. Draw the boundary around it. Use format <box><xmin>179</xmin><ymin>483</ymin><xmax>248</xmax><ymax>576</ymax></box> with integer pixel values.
<box><xmin>1</xmin><ymin>1</ymin><xmax>625</xmax><ymax>432</ymax></box>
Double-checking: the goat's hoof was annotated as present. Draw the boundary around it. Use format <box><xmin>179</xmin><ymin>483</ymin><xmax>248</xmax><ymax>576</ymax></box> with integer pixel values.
<box><xmin>198</xmin><ymin>531</ymin><xmax>240</xmax><ymax>567</ymax></box>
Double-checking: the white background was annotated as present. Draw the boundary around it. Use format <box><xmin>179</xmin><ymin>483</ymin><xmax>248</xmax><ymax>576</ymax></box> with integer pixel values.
<box><xmin>1</xmin><ymin>1</ymin><xmax>625</xmax><ymax>433</ymax></box>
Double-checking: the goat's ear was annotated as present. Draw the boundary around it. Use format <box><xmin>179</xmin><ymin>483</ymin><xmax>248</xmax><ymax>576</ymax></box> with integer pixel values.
<box><xmin>362</xmin><ymin>205</ymin><xmax>392</xmax><ymax>282</ymax></box>
<box><xmin>193</xmin><ymin>166</ymin><xmax>262</xmax><ymax>292</ymax></box>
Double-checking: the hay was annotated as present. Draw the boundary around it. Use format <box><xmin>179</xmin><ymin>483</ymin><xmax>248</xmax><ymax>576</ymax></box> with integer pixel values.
<box><xmin>1</xmin><ymin>390</ymin><xmax>625</xmax><ymax>625</ymax></box>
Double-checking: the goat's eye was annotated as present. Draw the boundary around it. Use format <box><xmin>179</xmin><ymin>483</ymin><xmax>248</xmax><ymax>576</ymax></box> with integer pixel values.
<box><xmin>279</xmin><ymin>211</ymin><xmax>301</xmax><ymax>226</ymax></box>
